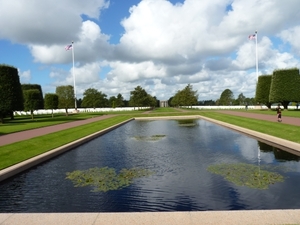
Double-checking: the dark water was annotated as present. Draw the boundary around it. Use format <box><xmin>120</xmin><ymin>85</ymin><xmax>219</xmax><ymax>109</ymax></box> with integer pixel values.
<box><xmin>1</xmin><ymin>119</ymin><xmax>300</xmax><ymax>212</ymax></box>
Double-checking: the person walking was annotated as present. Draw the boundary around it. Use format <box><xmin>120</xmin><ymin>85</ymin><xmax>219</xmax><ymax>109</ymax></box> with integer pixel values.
<box><xmin>276</xmin><ymin>104</ymin><xmax>282</xmax><ymax>122</ymax></box>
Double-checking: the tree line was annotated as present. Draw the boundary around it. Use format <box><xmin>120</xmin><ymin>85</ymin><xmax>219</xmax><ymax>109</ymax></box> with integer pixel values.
<box><xmin>167</xmin><ymin>85</ymin><xmax>254</xmax><ymax>107</ymax></box>
<box><xmin>0</xmin><ymin>65</ymin><xmax>159</xmax><ymax>122</ymax></box>
<box><xmin>255</xmin><ymin>68</ymin><xmax>300</xmax><ymax>109</ymax></box>
<box><xmin>168</xmin><ymin>68</ymin><xmax>300</xmax><ymax>108</ymax></box>
<box><xmin>1</xmin><ymin>64</ymin><xmax>299</xmax><ymax>122</ymax></box>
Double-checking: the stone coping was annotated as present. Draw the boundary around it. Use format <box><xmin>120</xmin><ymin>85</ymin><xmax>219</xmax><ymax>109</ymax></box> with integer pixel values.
<box><xmin>1</xmin><ymin>210</ymin><xmax>300</xmax><ymax>225</ymax></box>
<box><xmin>1</xmin><ymin>115</ymin><xmax>300</xmax><ymax>224</ymax></box>
<box><xmin>0</xmin><ymin>118</ymin><xmax>133</xmax><ymax>182</ymax></box>
<box><xmin>1</xmin><ymin>114</ymin><xmax>300</xmax><ymax>183</ymax></box>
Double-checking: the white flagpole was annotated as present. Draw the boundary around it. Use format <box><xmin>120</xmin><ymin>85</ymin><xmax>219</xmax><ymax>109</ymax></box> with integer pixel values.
<box><xmin>255</xmin><ymin>31</ymin><xmax>258</xmax><ymax>82</ymax></box>
<box><xmin>71</xmin><ymin>41</ymin><xmax>77</xmax><ymax>110</ymax></box>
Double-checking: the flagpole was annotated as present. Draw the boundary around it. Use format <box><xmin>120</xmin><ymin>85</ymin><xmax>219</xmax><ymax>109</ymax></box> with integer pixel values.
<box><xmin>71</xmin><ymin>41</ymin><xmax>77</xmax><ymax>110</ymax></box>
<box><xmin>255</xmin><ymin>31</ymin><xmax>258</xmax><ymax>82</ymax></box>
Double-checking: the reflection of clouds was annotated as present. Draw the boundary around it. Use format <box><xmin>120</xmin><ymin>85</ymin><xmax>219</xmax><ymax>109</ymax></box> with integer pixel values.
<box><xmin>282</xmin><ymin>161</ymin><xmax>300</xmax><ymax>172</ymax></box>
<box><xmin>260</xmin><ymin>152</ymin><xmax>275</xmax><ymax>164</ymax></box>
<box><xmin>234</xmin><ymin>136</ymin><xmax>258</xmax><ymax>162</ymax></box>
<box><xmin>110</xmin><ymin>119</ymin><xmax>300</xmax><ymax>210</ymax></box>
<box><xmin>3</xmin><ymin>118</ymin><xmax>300</xmax><ymax>212</ymax></box>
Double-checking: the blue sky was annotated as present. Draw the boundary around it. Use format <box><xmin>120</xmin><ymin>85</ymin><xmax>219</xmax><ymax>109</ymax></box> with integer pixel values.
<box><xmin>0</xmin><ymin>0</ymin><xmax>300</xmax><ymax>101</ymax></box>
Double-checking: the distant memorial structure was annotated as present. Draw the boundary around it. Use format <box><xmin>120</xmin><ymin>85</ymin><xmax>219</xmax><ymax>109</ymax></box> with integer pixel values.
<box><xmin>160</xmin><ymin>100</ymin><xmax>169</xmax><ymax>107</ymax></box>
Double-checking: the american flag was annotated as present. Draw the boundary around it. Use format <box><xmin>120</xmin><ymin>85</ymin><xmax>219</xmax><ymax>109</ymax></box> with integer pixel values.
<box><xmin>248</xmin><ymin>34</ymin><xmax>256</xmax><ymax>40</ymax></box>
<box><xmin>65</xmin><ymin>44</ymin><xmax>73</xmax><ymax>50</ymax></box>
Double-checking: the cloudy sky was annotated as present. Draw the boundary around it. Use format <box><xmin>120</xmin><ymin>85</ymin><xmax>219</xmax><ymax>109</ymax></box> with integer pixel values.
<box><xmin>1</xmin><ymin>0</ymin><xmax>300</xmax><ymax>101</ymax></box>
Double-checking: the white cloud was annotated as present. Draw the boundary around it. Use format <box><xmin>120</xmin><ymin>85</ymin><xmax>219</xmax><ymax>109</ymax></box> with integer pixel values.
<box><xmin>19</xmin><ymin>70</ymin><xmax>31</xmax><ymax>83</ymax></box>
<box><xmin>2</xmin><ymin>0</ymin><xmax>300</xmax><ymax>101</ymax></box>
<box><xmin>0</xmin><ymin>0</ymin><xmax>109</xmax><ymax>44</ymax></box>
<box><xmin>107</xmin><ymin>61</ymin><xmax>166</xmax><ymax>82</ymax></box>
<box><xmin>53</xmin><ymin>62</ymin><xmax>101</xmax><ymax>86</ymax></box>
<box><xmin>30</xmin><ymin>20</ymin><xmax>111</xmax><ymax>64</ymax></box>
<box><xmin>279</xmin><ymin>26</ymin><xmax>300</xmax><ymax>54</ymax></box>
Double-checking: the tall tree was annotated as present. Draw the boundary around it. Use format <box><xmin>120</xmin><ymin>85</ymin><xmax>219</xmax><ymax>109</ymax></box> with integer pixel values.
<box><xmin>219</xmin><ymin>89</ymin><xmax>234</xmax><ymax>105</ymax></box>
<box><xmin>81</xmin><ymin>88</ymin><xmax>107</xmax><ymax>108</ymax></box>
<box><xmin>147</xmin><ymin>94</ymin><xmax>157</xmax><ymax>108</ymax></box>
<box><xmin>0</xmin><ymin>65</ymin><xmax>24</xmax><ymax>123</ymax></box>
<box><xmin>56</xmin><ymin>85</ymin><xmax>75</xmax><ymax>116</ymax></box>
<box><xmin>22</xmin><ymin>84</ymin><xmax>44</xmax><ymax>109</ymax></box>
<box><xmin>23</xmin><ymin>89</ymin><xmax>41</xmax><ymax>119</ymax></box>
<box><xmin>109</xmin><ymin>96</ymin><xmax>117</xmax><ymax>108</ymax></box>
<box><xmin>77</xmin><ymin>98</ymin><xmax>82</xmax><ymax>108</ymax></box>
<box><xmin>152</xmin><ymin>96</ymin><xmax>160</xmax><ymax>108</ymax></box>
<box><xmin>170</xmin><ymin>84</ymin><xmax>198</xmax><ymax>107</ymax></box>
<box><xmin>129</xmin><ymin>86</ymin><xmax>149</xmax><ymax>108</ymax></box>
<box><xmin>168</xmin><ymin>96</ymin><xmax>174</xmax><ymax>107</ymax></box>
<box><xmin>116</xmin><ymin>93</ymin><xmax>125</xmax><ymax>107</ymax></box>
<box><xmin>182</xmin><ymin>84</ymin><xmax>198</xmax><ymax>107</ymax></box>
<box><xmin>255</xmin><ymin>75</ymin><xmax>272</xmax><ymax>108</ymax></box>
<box><xmin>236</xmin><ymin>93</ymin><xmax>246</xmax><ymax>105</ymax></box>
<box><xmin>269</xmin><ymin>68</ymin><xmax>300</xmax><ymax>109</ymax></box>
<box><xmin>170</xmin><ymin>90</ymin><xmax>182</xmax><ymax>107</ymax></box>
<box><xmin>44</xmin><ymin>93</ymin><xmax>59</xmax><ymax>118</ymax></box>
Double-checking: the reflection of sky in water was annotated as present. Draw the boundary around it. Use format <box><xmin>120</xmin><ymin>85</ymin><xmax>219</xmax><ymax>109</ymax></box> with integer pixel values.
<box><xmin>1</xmin><ymin>119</ymin><xmax>300</xmax><ymax>212</ymax></box>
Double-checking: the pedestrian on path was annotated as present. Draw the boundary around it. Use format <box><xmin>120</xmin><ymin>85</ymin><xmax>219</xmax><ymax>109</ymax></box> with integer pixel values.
<box><xmin>276</xmin><ymin>104</ymin><xmax>282</xmax><ymax>122</ymax></box>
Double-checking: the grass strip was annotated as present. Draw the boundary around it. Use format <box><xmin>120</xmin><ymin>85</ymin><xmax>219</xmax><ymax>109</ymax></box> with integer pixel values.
<box><xmin>1</xmin><ymin>110</ymin><xmax>300</xmax><ymax>170</ymax></box>
<box><xmin>0</xmin><ymin>115</ymin><xmax>131</xmax><ymax>170</ymax></box>
<box><xmin>0</xmin><ymin>113</ymin><xmax>105</xmax><ymax>135</ymax></box>
<box><xmin>223</xmin><ymin>109</ymin><xmax>300</xmax><ymax>118</ymax></box>
<box><xmin>150</xmin><ymin>107</ymin><xmax>180</xmax><ymax>113</ymax></box>
<box><xmin>198</xmin><ymin>112</ymin><xmax>300</xmax><ymax>143</ymax></box>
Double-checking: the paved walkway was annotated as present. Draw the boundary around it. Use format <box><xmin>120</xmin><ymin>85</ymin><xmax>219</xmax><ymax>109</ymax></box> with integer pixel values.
<box><xmin>2</xmin><ymin>110</ymin><xmax>300</xmax><ymax>147</ymax></box>
<box><xmin>0</xmin><ymin>115</ymin><xmax>116</xmax><ymax>146</ymax></box>
<box><xmin>218</xmin><ymin>110</ymin><xmax>300</xmax><ymax>126</ymax></box>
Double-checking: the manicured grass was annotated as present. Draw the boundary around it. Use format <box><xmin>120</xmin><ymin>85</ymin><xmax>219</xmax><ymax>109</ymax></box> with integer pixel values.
<box><xmin>198</xmin><ymin>111</ymin><xmax>300</xmax><ymax>143</ymax></box>
<box><xmin>1</xmin><ymin>109</ymin><xmax>300</xmax><ymax>171</ymax></box>
<box><xmin>0</xmin><ymin>110</ymin><xmax>198</xmax><ymax>136</ymax></box>
<box><xmin>231</xmin><ymin>109</ymin><xmax>300</xmax><ymax>118</ymax></box>
<box><xmin>0</xmin><ymin>113</ymin><xmax>105</xmax><ymax>135</ymax></box>
<box><xmin>0</xmin><ymin>110</ymin><xmax>149</xmax><ymax>135</ymax></box>
<box><xmin>103</xmin><ymin>109</ymin><xmax>149</xmax><ymax>115</ymax></box>
<box><xmin>0</xmin><ymin>115</ymin><xmax>131</xmax><ymax>169</ymax></box>
<box><xmin>150</xmin><ymin>107</ymin><xmax>179</xmax><ymax>113</ymax></box>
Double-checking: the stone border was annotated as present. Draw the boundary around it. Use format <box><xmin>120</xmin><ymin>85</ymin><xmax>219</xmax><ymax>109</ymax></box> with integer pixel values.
<box><xmin>197</xmin><ymin>115</ymin><xmax>300</xmax><ymax>155</ymax></box>
<box><xmin>1</xmin><ymin>115</ymin><xmax>300</xmax><ymax>182</ymax></box>
<box><xmin>137</xmin><ymin>115</ymin><xmax>300</xmax><ymax>155</ymax></box>
<box><xmin>1</xmin><ymin>115</ymin><xmax>300</xmax><ymax>224</ymax></box>
<box><xmin>1</xmin><ymin>210</ymin><xmax>300</xmax><ymax>225</ymax></box>
<box><xmin>0</xmin><ymin>118</ymin><xmax>133</xmax><ymax>182</ymax></box>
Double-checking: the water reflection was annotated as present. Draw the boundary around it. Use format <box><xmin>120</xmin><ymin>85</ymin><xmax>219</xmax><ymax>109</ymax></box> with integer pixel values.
<box><xmin>176</xmin><ymin>119</ymin><xmax>199</xmax><ymax>127</ymax></box>
<box><xmin>1</xmin><ymin>119</ymin><xmax>300</xmax><ymax>212</ymax></box>
<box><xmin>258</xmin><ymin>141</ymin><xmax>300</xmax><ymax>161</ymax></box>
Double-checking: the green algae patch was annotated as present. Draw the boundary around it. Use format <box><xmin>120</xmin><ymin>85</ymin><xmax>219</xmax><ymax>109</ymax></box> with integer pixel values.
<box><xmin>134</xmin><ymin>134</ymin><xmax>166</xmax><ymax>141</ymax></box>
<box><xmin>207</xmin><ymin>163</ymin><xmax>284</xmax><ymax>190</ymax></box>
<box><xmin>177</xmin><ymin>119</ymin><xmax>198</xmax><ymax>127</ymax></box>
<box><xmin>66</xmin><ymin>167</ymin><xmax>153</xmax><ymax>192</ymax></box>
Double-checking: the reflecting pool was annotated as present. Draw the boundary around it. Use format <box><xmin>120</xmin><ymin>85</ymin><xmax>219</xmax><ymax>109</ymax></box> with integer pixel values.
<box><xmin>1</xmin><ymin>119</ymin><xmax>300</xmax><ymax>212</ymax></box>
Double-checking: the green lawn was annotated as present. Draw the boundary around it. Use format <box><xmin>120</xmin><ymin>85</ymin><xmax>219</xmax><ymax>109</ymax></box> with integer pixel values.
<box><xmin>230</xmin><ymin>108</ymin><xmax>300</xmax><ymax>118</ymax></box>
<box><xmin>198</xmin><ymin>111</ymin><xmax>300</xmax><ymax>143</ymax></box>
<box><xmin>1</xmin><ymin>109</ymin><xmax>300</xmax><ymax>170</ymax></box>
<box><xmin>0</xmin><ymin>115</ymin><xmax>132</xmax><ymax>169</ymax></box>
<box><xmin>0</xmin><ymin>113</ymin><xmax>105</xmax><ymax>135</ymax></box>
<box><xmin>150</xmin><ymin>107</ymin><xmax>180</xmax><ymax>113</ymax></box>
